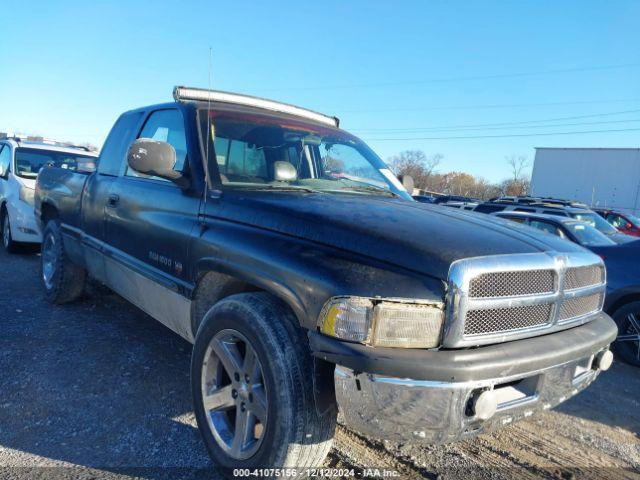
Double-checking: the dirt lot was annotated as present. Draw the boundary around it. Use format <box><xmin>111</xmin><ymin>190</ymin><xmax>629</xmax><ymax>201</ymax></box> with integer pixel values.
<box><xmin>0</xmin><ymin>248</ymin><xmax>638</xmax><ymax>479</ymax></box>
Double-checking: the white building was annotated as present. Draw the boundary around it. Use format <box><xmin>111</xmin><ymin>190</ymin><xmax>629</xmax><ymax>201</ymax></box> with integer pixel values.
<box><xmin>531</xmin><ymin>147</ymin><xmax>640</xmax><ymax>214</ymax></box>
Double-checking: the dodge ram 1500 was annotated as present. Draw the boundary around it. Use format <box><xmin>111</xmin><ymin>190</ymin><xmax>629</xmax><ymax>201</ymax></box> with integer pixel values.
<box><xmin>35</xmin><ymin>86</ymin><xmax>617</xmax><ymax>474</ymax></box>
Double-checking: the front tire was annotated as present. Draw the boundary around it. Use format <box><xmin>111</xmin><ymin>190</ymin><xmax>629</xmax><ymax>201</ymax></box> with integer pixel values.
<box><xmin>1</xmin><ymin>209</ymin><xmax>18</xmax><ymax>253</ymax></box>
<box><xmin>612</xmin><ymin>301</ymin><xmax>640</xmax><ymax>367</ymax></box>
<box><xmin>191</xmin><ymin>292</ymin><xmax>336</xmax><ymax>474</ymax></box>
<box><xmin>41</xmin><ymin>220</ymin><xmax>86</xmax><ymax>304</ymax></box>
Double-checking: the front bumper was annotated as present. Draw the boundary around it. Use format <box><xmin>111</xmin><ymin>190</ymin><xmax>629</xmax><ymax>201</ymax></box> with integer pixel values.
<box><xmin>311</xmin><ymin>313</ymin><xmax>617</xmax><ymax>444</ymax></box>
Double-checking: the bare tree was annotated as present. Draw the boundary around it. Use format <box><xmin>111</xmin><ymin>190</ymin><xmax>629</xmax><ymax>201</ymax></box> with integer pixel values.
<box><xmin>506</xmin><ymin>155</ymin><xmax>529</xmax><ymax>182</ymax></box>
<box><xmin>385</xmin><ymin>149</ymin><xmax>533</xmax><ymax>200</ymax></box>
<box><xmin>387</xmin><ymin>150</ymin><xmax>442</xmax><ymax>190</ymax></box>
<box><xmin>503</xmin><ymin>155</ymin><xmax>531</xmax><ymax>196</ymax></box>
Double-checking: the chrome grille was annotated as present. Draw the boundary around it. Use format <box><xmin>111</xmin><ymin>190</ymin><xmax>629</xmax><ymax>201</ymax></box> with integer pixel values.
<box><xmin>445</xmin><ymin>252</ymin><xmax>606</xmax><ymax>348</ymax></box>
<box><xmin>469</xmin><ymin>270</ymin><xmax>555</xmax><ymax>298</ymax></box>
<box><xmin>565</xmin><ymin>265</ymin><xmax>604</xmax><ymax>290</ymax></box>
<box><xmin>464</xmin><ymin>304</ymin><xmax>553</xmax><ymax>335</ymax></box>
<box><xmin>559</xmin><ymin>293</ymin><xmax>603</xmax><ymax>321</ymax></box>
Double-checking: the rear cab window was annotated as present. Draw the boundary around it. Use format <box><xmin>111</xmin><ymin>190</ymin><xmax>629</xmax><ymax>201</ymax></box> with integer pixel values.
<box><xmin>99</xmin><ymin>112</ymin><xmax>144</xmax><ymax>176</ymax></box>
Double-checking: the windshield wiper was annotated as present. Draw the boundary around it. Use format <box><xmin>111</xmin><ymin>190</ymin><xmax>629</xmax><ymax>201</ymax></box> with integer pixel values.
<box><xmin>332</xmin><ymin>176</ymin><xmax>401</xmax><ymax>197</ymax></box>
<box><xmin>332</xmin><ymin>185</ymin><xmax>401</xmax><ymax>198</ymax></box>
<box><xmin>234</xmin><ymin>184</ymin><xmax>322</xmax><ymax>194</ymax></box>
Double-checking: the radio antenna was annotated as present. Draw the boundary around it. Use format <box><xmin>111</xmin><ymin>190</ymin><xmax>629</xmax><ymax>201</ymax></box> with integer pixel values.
<box><xmin>205</xmin><ymin>46</ymin><xmax>213</xmax><ymax>189</ymax></box>
<box><xmin>198</xmin><ymin>47</ymin><xmax>214</xmax><ymax>224</ymax></box>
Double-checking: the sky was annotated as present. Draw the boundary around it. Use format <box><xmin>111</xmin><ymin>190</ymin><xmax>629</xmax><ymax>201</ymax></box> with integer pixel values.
<box><xmin>1</xmin><ymin>0</ymin><xmax>639</xmax><ymax>183</ymax></box>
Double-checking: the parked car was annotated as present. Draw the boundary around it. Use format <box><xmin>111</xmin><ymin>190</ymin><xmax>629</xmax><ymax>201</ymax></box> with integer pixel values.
<box><xmin>35</xmin><ymin>86</ymin><xmax>616</xmax><ymax>474</ymax></box>
<box><xmin>494</xmin><ymin>211</ymin><xmax>640</xmax><ymax>366</ymax></box>
<box><xmin>440</xmin><ymin>200</ymin><xmax>479</xmax><ymax>211</ymax></box>
<box><xmin>594</xmin><ymin>208</ymin><xmax>640</xmax><ymax>238</ymax></box>
<box><xmin>0</xmin><ymin>137</ymin><xmax>98</xmax><ymax>252</ymax></box>
<box><xmin>412</xmin><ymin>194</ymin><xmax>436</xmax><ymax>203</ymax></box>
<box><xmin>432</xmin><ymin>194</ymin><xmax>479</xmax><ymax>204</ymax></box>
<box><xmin>475</xmin><ymin>198</ymin><xmax>634</xmax><ymax>244</ymax></box>
<box><xmin>489</xmin><ymin>195</ymin><xmax>588</xmax><ymax>208</ymax></box>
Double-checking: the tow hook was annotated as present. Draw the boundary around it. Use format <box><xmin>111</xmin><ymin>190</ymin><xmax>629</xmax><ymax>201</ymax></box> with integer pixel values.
<box><xmin>594</xmin><ymin>350</ymin><xmax>614</xmax><ymax>371</ymax></box>
<box><xmin>471</xmin><ymin>390</ymin><xmax>498</xmax><ymax>420</ymax></box>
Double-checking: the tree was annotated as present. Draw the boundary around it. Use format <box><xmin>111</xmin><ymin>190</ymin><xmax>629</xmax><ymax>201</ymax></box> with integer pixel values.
<box><xmin>502</xmin><ymin>155</ymin><xmax>531</xmax><ymax>196</ymax></box>
<box><xmin>387</xmin><ymin>150</ymin><xmax>442</xmax><ymax>191</ymax></box>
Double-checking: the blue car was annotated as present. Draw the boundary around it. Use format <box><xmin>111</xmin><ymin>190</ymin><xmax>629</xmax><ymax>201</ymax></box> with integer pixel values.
<box><xmin>493</xmin><ymin>211</ymin><xmax>640</xmax><ymax>366</ymax></box>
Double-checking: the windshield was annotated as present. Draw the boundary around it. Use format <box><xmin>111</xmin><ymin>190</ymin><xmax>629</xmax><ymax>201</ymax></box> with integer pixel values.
<box><xmin>571</xmin><ymin>211</ymin><xmax>618</xmax><ymax>235</ymax></box>
<box><xmin>626</xmin><ymin>213</ymin><xmax>640</xmax><ymax>226</ymax></box>
<box><xmin>15</xmin><ymin>147</ymin><xmax>97</xmax><ymax>178</ymax></box>
<box><xmin>565</xmin><ymin>222</ymin><xmax>616</xmax><ymax>247</ymax></box>
<box><xmin>199</xmin><ymin>111</ymin><xmax>411</xmax><ymax>199</ymax></box>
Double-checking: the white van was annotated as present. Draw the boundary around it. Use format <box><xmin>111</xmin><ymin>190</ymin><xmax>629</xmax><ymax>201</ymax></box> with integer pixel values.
<box><xmin>0</xmin><ymin>138</ymin><xmax>98</xmax><ymax>252</ymax></box>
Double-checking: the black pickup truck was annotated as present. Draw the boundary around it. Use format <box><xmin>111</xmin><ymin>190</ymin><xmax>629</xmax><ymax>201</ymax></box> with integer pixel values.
<box><xmin>35</xmin><ymin>87</ymin><xmax>617</xmax><ymax>473</ymax></box>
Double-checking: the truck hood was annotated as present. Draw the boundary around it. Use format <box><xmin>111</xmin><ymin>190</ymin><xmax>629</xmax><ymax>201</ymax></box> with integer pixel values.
<box><xmin>214</xmin><ymin>190</ymin><xmax>586</xmax><ymax>281</ymax></box>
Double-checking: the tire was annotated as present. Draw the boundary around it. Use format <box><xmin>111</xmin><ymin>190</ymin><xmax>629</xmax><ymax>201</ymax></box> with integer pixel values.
<box><xmin>41</xmin><ymin>220</ymin><xmax>86</xmax><ymax>304</ymax></box>
<box><xmin>1</xmin><ymin>208</ymin><xmax>19</xmax><ymax>253</ymax></box>
<box><xmin>612</xmin><ymin>301</ymin><xmax>640</xmax><ymax>367</ymax></box>
<box><xmin>191</xmin><ymin>292</ymin><xmax>336</xmax><ymax>475</ymax></box>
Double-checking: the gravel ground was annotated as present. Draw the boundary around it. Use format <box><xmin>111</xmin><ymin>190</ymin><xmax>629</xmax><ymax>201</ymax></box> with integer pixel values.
<box><xmin>0</xmin><ymin>248</ymin><xmax>638</xmax><ymax>479</ymax></box>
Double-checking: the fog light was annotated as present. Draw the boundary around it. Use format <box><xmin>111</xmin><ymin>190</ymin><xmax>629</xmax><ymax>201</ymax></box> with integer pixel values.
<box><xmin>594</xmin><ymin>350</ymin><xmax>613</xmax><ymax>371</ymax></box>
<box><xmin>472</xmin><ymin>390</ymin><xmax>498</xmax><ymax>420</ymax></box>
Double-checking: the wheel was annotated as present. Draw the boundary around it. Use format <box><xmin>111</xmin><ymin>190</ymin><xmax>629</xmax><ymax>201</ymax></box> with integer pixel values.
<box><xmin>1</xmin><ymin>208</ymin><xmax>18</xmax><ymax>253</ymax></box>
<box><xmin>191</xmin><ymin>292</ymin><xmax>336</xmax><ymax>474</ymax></box>
<box><xmin>612</xmin><ymin>301</ymin><xmax>640</xmax><ymax>367</ymax></box>
<box><xmin>41</xmin><ymin>220</ymin><xmax>86</xmax><ymax>304</ymax></box>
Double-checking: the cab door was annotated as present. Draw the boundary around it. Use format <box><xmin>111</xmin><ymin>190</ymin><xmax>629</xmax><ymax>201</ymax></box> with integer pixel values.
<box><xmin>103</xmin><ymin>108</ymin><xmax>201</xmax><ymax>340</ymax></box>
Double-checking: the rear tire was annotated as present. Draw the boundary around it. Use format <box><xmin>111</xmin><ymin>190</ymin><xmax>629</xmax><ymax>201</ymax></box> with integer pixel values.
<box><xmin>191</xmin><ymin>292</ymin><xmax>336</xmax><ymax>475</ymax></box>
<box><xmin>1</xmin><ymin>208</ymin><xmax>18</xmax><ymax>254</ymax></box>
<box><xmin>41</xmin><ymin>220</ymin><xmax>86</xmax><ymax>304</ymax></box>
<box><xmin>612</xmin><ymin>301</ymin><xmax>640</xmax><ymax>367</ymax></box>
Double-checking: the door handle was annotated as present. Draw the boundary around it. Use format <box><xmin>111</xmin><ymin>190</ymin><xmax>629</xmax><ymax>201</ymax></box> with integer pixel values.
<box><xmin>107</xmin><ymin>194</ymin><xmax>120</xmax><ymax>207</ymax></box>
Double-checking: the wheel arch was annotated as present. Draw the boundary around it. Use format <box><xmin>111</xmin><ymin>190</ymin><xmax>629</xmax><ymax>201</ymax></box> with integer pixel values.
<box><xmin>607</xmin><ymin>290</ymin><xmax>640</xmax><ymax>318</ymax></box>
<box><xmin>39</xmin><ymin>201</ymin><xmax>60</xmax><ymax>227</ymax></box>
<box><xmin>191</xmin><ymin>258</ymin><xmax>308</xmax><ymax>338</ymax></box>
<box><xmin>190</xmin><ymin>261</ymin><xmax>337</xmax><ymax>416</ymax></box>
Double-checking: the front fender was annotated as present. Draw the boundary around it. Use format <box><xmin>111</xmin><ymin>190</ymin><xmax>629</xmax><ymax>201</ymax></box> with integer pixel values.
<box><xmin>191</xmin><ymin>220</ymin><xmax>446</xmax><ymax>329</ymax></box>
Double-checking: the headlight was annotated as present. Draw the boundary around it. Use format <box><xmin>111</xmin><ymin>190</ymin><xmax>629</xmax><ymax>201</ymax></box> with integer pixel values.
<box><xmin>19</xmin><ymin>185</ymin><xmax>35</xmax><ymax>206</ymax></box>
<box><xmin>319</xmin><ymin>297</ymin><xmax>444</xmax><ymax>348</ymax></box>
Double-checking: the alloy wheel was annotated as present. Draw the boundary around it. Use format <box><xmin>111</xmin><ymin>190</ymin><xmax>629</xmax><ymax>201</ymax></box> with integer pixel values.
<box><xmin>42</xmin><ymin>232</ymin><xmax>57</xmax><ymax>289</ymax></box>
<box><xmin>617</xmin><ymin>313</ymin><xmax>640</xmax><ymax>362</ymax></box>
<box><xmin>2</xmin><ymin>215</ymin><xmax>10</xmax><ymax>249</ymax></box>
<box><xmin>201</xmin><ymin>329</ymin><xmax>268</xmax><ymax>460</ymax></box>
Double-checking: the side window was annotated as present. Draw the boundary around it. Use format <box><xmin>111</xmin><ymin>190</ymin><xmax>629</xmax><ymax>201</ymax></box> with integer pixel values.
<box><xmin>474</xmin><ymin>204</ymin><xmax>506</xmax><ymax>214</ymax></box>
<box><xmin>0</xmin><ymin>145</ymin><xmax>11</xmax><ymax>178</ymax></box>
<box><xmin>542</xmin><ymin>210</ymin><xmax>566</xmax><ymax>217</ymax></box>
<box><xmin>529</xmin><ymin>220</ymin><xmax>561</xmax><ymax>237</ymax></box>
<box><xmin>607</xmin><ymin>214</ymin><xmax>625</xmax><ymax>228</ymax></box>
<box><xmin>98</xmin><ymin>112</ymin><xmax>143</xmax><ymax>176</ymax></box>
<box><xmin>214</xmin><ymin>137</ymin><xmax>267</xmax><ymax>182</ymax></box>
<box><xmin>126</xmin><ymin>109</ymin><xmax>187</xmax><ymax>180</ymax></box>
<box><xmin>514</xmin><ymin>207</ymin><xmax>535</xmax><ymax>213</ymax></box>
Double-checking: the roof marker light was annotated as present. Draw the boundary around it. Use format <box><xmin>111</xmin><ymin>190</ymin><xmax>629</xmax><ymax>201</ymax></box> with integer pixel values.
<box><xmin>173</xmin><ymin>86</ymin><xmax>340</xmax><ymax>128</ymax></box>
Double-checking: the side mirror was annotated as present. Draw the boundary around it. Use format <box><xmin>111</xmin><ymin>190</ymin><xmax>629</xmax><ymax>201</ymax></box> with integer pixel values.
<box><xmin>126</xmin><ymin>138</ymin><xmax>189</xmax><ymax>188</ymax></box>
<box><xmin>397</xmin><ymin>174</ymin><xmax>414</xmax><ymax>193</ymax></box>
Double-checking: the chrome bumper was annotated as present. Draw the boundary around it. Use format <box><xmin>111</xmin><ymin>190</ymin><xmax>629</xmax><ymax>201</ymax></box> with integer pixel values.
<box><xmin>334</xmin><ymin>348</ymin><xmax>610</xmax><ymax>444</ymax></box>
